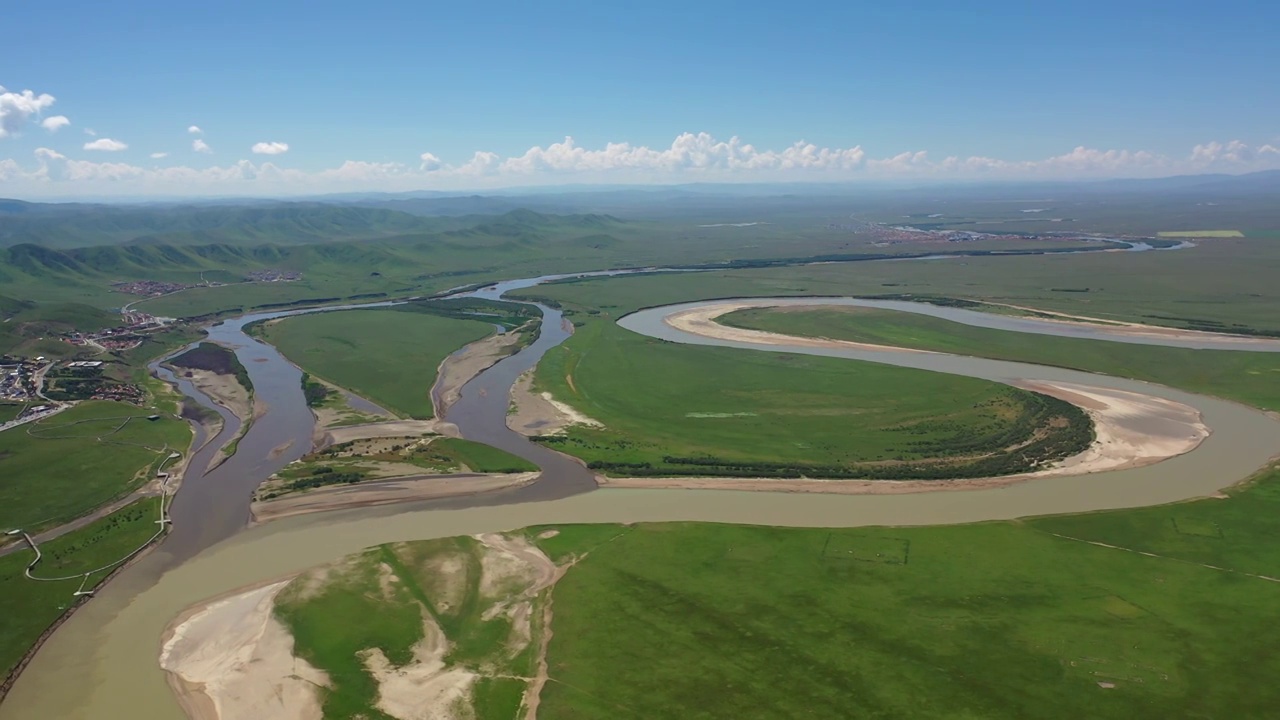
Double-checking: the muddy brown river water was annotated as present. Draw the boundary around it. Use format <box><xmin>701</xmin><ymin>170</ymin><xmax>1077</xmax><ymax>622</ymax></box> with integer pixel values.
<box><xmin>5</xmin><ymin>263</ymin><xmax>1280</xmax><ymax>719</ymax></box>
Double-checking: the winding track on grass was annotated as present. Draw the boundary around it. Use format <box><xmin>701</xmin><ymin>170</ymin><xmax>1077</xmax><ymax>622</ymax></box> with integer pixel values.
<box><xmin>7</xmin><ymin>270</ymin><xmax>1280</xmax><ymax>718</ymax></box>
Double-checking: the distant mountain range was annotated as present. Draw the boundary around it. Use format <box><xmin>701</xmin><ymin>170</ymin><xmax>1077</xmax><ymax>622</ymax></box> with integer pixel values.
<box><xmin>0</xmin><ymin>209</ymin><xmax>630</xmax><ymax>297</ymax></box>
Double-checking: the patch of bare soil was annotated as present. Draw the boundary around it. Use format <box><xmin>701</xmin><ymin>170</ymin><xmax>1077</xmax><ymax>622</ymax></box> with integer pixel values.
<box><xmin>181</xmin><ymin>368</ymin><xmax>253</xmax><ymax>423</ymax></box>
<box><xmin>317</xmin><ymin>419</ymin><xmax>458</xmax><ymax>451</ymax></box>
<box><xmin>360</xmin><ymin>609</ymin><xmax>478</xmax><ymax>720</ymax></box>
<box><xmin>353</xmin><ymin>534</ymin><xmax>561</xmax><ymax>720</ymax></box>
<box><xmin>308</xmin><ymin>379</ymin><xmax>393</xmax><ymax>448</ymax></box>
<box><xmin>664</xmin><ymin>302</ymin><xmax>936</xmax><ymax>354</ymax></box>
<box><xmin>506</xmin><ymin>370</ymin><xmax>602</xmax><ymax>436</ymax></box>
<box><xmin>159</xmin><ymin>581</ymin><xmax>328</xmax><ymax>720</ymax></box>
<box><xmin>250</xmin><ymin>473</ymin><xmax>538</xmax><ymax>524</ymax></box>
<box><xmin>433</xmin><ymin>330</ymin><xmax>525</xmax><ymax>417</ymax></box>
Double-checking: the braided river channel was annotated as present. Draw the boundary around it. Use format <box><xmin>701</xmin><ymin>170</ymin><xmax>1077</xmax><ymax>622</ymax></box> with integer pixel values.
<box><xmin>5</xmin><ymin>252</ymin><xmax>1280</xmax><ymax>719</ymax></box>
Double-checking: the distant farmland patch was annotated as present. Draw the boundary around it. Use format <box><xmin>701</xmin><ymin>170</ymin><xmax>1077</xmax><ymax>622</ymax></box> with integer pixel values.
<box><xmin>1157</xmin><ymin>230</ymin><xmax>1243</xmax><ymax>238</ymax></box>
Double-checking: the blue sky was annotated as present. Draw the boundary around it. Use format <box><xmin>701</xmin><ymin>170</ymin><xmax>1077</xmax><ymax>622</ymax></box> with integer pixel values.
<box><xmin>2</xmin><ymin>0</ymin><xmax>1278</xmax><ymax>196</ymax></box>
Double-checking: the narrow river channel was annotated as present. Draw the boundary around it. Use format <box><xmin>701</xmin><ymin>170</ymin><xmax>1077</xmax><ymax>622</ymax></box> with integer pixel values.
<box><xmin>6</xmin><ymin>246</ymin><xmax>1280</xmax><ymax>719</ymax></box>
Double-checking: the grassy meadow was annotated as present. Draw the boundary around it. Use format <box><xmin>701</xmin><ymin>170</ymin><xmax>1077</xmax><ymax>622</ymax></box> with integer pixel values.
<box><xmin>722</xmin><ymin>305</ymin><xmax>1280</xmax><ymax>412</ymax></box>
<box><xmin>0</xmin><ymin>401</ymin><xmax>189</xmax><ymax>533</ymax></box>
<box><xmin>0</xmin><ymin>499</ymin><xmax>163</xmax><ymax>683</ymax></box>
<box><xmin>527</xmin><ymin>481</ymin><xmax>1280</xmax><ymax>719</ymax></box>
<box><xmin>261</xmin><ymin>309</ymin><xmax>496</xmax><ymax>419</ymax></box>
<box><xmin>532</xmin><ymin>319</ymin><xmax>1088</xmax><ymax>477</ymax></box>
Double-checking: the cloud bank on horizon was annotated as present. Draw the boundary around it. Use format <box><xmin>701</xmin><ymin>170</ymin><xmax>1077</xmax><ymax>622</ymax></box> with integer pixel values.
<box><xmin>1</xmin><ymin>83</ymin><xmax>1278</xmax><ymax>197</ymax></box>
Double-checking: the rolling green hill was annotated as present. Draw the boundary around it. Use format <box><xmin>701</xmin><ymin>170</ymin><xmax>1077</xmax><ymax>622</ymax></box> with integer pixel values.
<box><xmin>0</xmin><ymin>203</ymin><xmax>466</xmax><ymax>249</ymax></box>
<box><xmin>0</xmin><ymin>294</ymin><xmax>119</xmax><ymax>358</ymax></box>
<box><xmin>0</xmin><ymin>210</ymin><xmax>635</xmax><ymax>316</ymax></box>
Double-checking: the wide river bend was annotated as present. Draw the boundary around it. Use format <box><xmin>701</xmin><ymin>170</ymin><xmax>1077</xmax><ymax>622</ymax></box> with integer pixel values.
<box><xmin>5</xmin><ymin>271</ymin><xmax>1280</xmax><ymax>719</ymax></box>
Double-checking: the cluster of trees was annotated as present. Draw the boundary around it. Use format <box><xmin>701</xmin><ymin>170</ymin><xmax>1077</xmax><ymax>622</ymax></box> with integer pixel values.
<box><xmin>300</xmin><ymin>372</ymin><xmax>332</xmax><ymax>408</ymax></box>
<box><xmin>258</xmin><ymin>466</ymin><xmax>368</xmax><ymax>499</ymax></box>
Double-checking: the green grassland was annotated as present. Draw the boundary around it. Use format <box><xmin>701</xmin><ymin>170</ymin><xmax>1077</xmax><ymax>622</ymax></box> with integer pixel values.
<box><xmin>532</xmin><ymin>319</ymin><xmax>1090</xmax><ymax>478</ymax></box>
<box><xmin>0</xmin><ymin>404</ymin><xmax>25</xmax><ymax>424</ymax></box>
<box><xmin>528</xmin><ymin>477</ymin><xmax>1280</xmax><ymax>719</ymax></box>
<box><xmin>274</xmin><ymin>535</ymin><xmax>547</xmax><ymax>719</ymax></box>
<box><xmin>721</xmin><ymin>305</ymin><xmax>1280</xmax><ymax>412</ymax></box>
<box><xmin>0</xmin><ymin>401</ymin><xmax>189</xmax><ymax>532</ymax></box>
<box><xmin>517</xmin><ymin>236</ymin><xmax>1280</xmax><ymax>336</ymax></box>
<box><xmin>261</xmin><ymin>309</ymin><xmax>496</xmax><ymax>419</ymax></box>
<box><xmin>434</xmin><ymin>437</ymin><xmax>538</xmax><ymax>473</ymax></box>
<box><xmin>0</xmin><ymin>499</ymin><xmax>163</xmax><ymax>683</ymax></box>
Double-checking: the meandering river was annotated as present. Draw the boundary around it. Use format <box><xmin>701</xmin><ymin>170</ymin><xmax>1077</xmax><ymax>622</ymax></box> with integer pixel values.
<box><xmin>6</xmin><ymin>249</ymin><xmax>1280</xmax><ymax>719</ymax></box>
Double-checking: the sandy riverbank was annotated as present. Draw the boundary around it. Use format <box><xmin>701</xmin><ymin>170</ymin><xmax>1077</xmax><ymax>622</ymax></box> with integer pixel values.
<box><xmin>432</xmin><ymin>329</ymin><xmax>526</xmax><ymax>417</ymax></box>
<box><xmin>159</xmin><ymin>532</ymin><xmax>561</xmax><ymax>720</ymax></box>
<box><xmin>159</xmin><ymin>580</ymin><xmax>327</xmax><ymax>720</ymax></box>
<box><xmin>312</xmin><ymin>418</ymin><xmax>458</xmax><ymax>454</ymax></box>
<box><xmin>506</xmin><ymin>370</ymin><xmax>602</xmax><ymax>436</ymax></box>
<box><xmin>179</xmin><ymin>369</ymin><xmax>253</xmax><ymax>427</ymax></box>
<box><xmin>664</xmin><ymin>302</ymin><xmax>938</xmax><ymax>354</ymax></box>
<box><xmin>251</xmin><ymin>472</ymin><xmax>539</xmax><ymax>523</ymax></box>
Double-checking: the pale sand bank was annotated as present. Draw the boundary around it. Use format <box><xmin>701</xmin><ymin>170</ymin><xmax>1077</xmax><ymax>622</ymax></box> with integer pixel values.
<box><xmin>159</xmin><ymin>581</ymin><xmax>327</xmax><ymax>720</ymax></box>
<box><xmin>506</xmin><ymin>369</ymin><xmax>602</xmax><ymax>436</ymax></box>
<box><xmin>161</xmin><ymin>533</ymin><xmax>558</xmax><ymax>720</ymax></box>
<box><xmin>432</xmin><ymin>328</ymin><xmax>526</xmax><ymax>417</ymax></box>
<box><xmin>251</xmin><ymin>472</ymin><xmax>539</xmax><ymax>524</ymax></box>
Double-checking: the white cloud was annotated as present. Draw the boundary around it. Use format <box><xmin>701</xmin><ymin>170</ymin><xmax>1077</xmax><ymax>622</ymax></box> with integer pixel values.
<box><xmin>41</xmin><ymin>115</ymin><xmax>71</xmax><ymax>132</ymax></box>
<box><xmin>5</xmin><ymin>134</ymin><xmax>1280</xmax><ymax>197</ymax></box>
<box><xmin>150</xmin><ymin>152</ymin><xmax>169</xmax><ymax>159</ymax></box>
<box><xmin>188</xmin><ymin>125</ymin><xmax>203</xmax><ymax>135</ymax></box>
<box><xmin>83</xmin><ymin>138</ymin><xmax>128</xmax><ymax>152</ymax></box>
<box><xmin>1189</xmin><ymin>140</ymin><xmax>1280</xmax><ymax>166</ymax></box>
<box><xmin>419</xmin><ymin>152</ymin><xmax>443</xmax><ymax>171</ymax></box>
<box><xmin>192</xmin><ymin>138</ymin><xmax>212</xmax><ymax>154</ymax></box>
<box><xmin>488</xmin><ymin>134</ymin><xmax>866</xmax><ymax>175</ymax></box>
<box><xmin>1</xmin><ymin>85</ymin><xmax>58</xmax><ymax>138</ymax></box>
<box><xmin>251</xmin><ymin>141</ymin><xmax>289</xmax><ymax>155</ymax></box>
<box><xmin>84</xmin><ymin>128</ymin><xmax>97</xmax><ymax>136</ymax></box>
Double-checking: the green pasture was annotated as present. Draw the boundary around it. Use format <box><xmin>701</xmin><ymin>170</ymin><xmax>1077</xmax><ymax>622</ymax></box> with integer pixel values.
<box><xmin>532</xmin><ymin>319</ymin><xmax>1083</xmax><ymax>476</ymax></box>
<box><xmin>261</xmin><ymin>309</ymin><xmax>495</xmax><ymax>419</ymax></box>
<box><xmin>0</xmin><ymin>401</ymin><xmax>189</xmax><ymax>532</ymax></box>
<box><xmin>530</xmin><ymin>478</ymin><xmax>1280</xmax><ymax>719</ymax></box>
